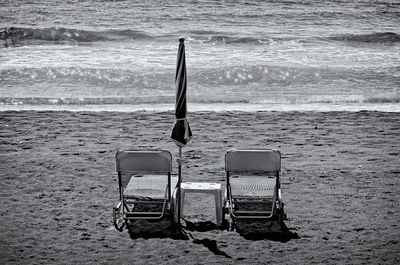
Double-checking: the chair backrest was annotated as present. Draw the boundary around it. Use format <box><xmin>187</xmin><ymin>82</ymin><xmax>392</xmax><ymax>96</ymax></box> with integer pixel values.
<box><xmin>225</xmin><ymin>149</ymin><xmax>281</xmax><ymax>173</ymax></box>
<box><xmin>116</xmin><ymin>150</ymin><xmax>172</xmax><ymax>174</ymax></box>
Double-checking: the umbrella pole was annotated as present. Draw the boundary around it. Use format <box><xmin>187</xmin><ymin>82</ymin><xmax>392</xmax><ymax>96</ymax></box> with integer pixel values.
<box><xmin>177</xmin><ymin>146</ymin><xmax>182</xmax><ymax>226</ymax></box>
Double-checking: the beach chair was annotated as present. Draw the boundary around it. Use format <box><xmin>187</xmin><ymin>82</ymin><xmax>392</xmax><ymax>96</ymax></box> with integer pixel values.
<box><xmin>224</xmin><ymin>149</ymin><xmax>286</xmax><ymax>229</ymax></box>
<box><xmin>113</xmin><ymin>150</ymin><xmax>180</xmax><ymax>232</ymax></box>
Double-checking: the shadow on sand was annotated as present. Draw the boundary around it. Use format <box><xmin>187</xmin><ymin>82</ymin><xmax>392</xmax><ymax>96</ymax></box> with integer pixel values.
<box><xmin>127</xmin><ymin>219</ymin><xmax>189</xmax><ymax>240</ymax></box>
<box><xmin>235</xmin><ymin>219</ymin><xmax>300</xmax><ymax>242</ymax></box>
<box><xmin>183</xmin><ymin>218</ymin><xmax>299</xmax><ymax>243</ymax></box>
<box><xmin>126</xmin><ymin>218</ymin><xmax>299</xmax><ymax>258</ymax></box>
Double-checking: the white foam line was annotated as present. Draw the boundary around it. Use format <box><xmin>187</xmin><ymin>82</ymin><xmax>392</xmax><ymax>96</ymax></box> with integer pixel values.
<box><xmin>0</xmin><ymin>103</ymin><xmax>399</xmax><ymax>112</ymax></box>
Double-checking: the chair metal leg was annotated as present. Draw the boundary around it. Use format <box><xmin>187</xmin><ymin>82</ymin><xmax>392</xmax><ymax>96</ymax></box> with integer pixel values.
<box><xmin>113</xmin><ymin>201</ymin><xmax>125</xmax><ymax>232</ymax></box>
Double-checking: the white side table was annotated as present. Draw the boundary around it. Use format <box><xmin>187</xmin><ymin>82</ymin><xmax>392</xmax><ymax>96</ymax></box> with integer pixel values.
<box><xmin>180</xmin><ymin>182</ymin><xmax>223</xmax><ymax>226</ymax></box>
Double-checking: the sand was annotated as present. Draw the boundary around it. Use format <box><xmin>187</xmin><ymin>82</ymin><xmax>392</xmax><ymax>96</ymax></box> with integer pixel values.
<box><xmin>0</xmin><ymin>110</ymin><xmax>399</xmax><ymax>264</ymax></box>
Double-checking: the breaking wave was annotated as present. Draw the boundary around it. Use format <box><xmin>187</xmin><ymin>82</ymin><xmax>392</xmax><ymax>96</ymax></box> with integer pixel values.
<box><xmin>328</xmin><ymin>32</ymin><xmax>400</xmax><ymax>44</ymax></box>
<box><xmin>2</xmin><ymin>27</ymin><xmax>399</xmax><ymax>47</ymax></box>
<box><xmin>0</xmin><ymin>27</ymin><xmax>152</xmax><ymax>44</ymax></box>
<box><xmin>187</xmin><ymin>34</ymin><xmax>296</xmax><ymax>45</ymax></box>
<box><xmin>188</xmin><ymin>32</ymin><xmax>400</xmax><ymax>45</ymax></box>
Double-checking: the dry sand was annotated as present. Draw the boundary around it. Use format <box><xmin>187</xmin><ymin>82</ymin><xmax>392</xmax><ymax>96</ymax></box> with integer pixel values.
<box><xmin>0</xmin><ymin>110</ymin><xmax>399</xmax><ymax>264</ymax></box>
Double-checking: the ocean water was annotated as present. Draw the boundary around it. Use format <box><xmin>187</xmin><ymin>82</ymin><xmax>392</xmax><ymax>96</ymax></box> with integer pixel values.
<box><xmin>1</xmin><ymin>0</ymin><xmax>399</xmax><ymax>112</ymax></box>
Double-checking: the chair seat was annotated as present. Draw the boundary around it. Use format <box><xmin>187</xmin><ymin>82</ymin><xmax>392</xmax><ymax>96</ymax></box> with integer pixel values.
<box><xmin>124</xmin><ymin>175</ymin><xmax>178</xmax><ymax>200</ymax></box>
<box><xmin>230</xmin><ymin>177</ymin><xmax>276</xmax><ymax>198</ymax></box>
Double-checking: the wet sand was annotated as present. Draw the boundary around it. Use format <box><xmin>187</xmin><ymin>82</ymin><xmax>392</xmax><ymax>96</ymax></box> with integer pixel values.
<box><xmin>0</xmin><ymin>110</ymin><xmax>399</xmax><ymax>264</ymax></box>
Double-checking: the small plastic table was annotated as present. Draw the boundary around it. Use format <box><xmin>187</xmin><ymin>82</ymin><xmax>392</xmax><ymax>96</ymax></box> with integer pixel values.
<box><xmin>180</xmin><ymin>182</ymin><xmax>223</xmax><ymax>226</ymax></box>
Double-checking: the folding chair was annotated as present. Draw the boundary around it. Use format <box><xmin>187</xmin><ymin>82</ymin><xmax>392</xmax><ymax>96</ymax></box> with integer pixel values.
<box><xmin>113</xmin><ymin>150</ymin><xmax>180</xmax><ymax>232</ymax></box>
<box><xmin>224</xmin><ymin>149</ymin><xmax>286</xmax><ymax>229</ymax></box>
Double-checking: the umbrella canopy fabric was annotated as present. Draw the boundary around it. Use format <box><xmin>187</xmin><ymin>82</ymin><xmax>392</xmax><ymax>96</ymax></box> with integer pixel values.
<box><xmin>171</xmin><ymin>38</ymin><xmax>192</xmax><ymax>147</ymax></box>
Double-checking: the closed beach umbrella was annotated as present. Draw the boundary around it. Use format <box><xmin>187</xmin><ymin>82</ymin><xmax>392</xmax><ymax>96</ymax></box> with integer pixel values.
<box><xmin>171</xmin><ymin>38</ymin><xmax>192</xmax><ymax>226</ymax></box>
<box><xmin>171</xmin><ymin>38</ymin><xmax>192</xmax><ymax>147</ymax></box>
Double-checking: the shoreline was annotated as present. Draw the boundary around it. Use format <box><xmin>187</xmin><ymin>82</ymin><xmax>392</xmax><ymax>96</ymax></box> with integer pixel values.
<box><xmin>1</xmin><ymin>102</ymin><xmax>400</xmax><ymax>113</ymax></box>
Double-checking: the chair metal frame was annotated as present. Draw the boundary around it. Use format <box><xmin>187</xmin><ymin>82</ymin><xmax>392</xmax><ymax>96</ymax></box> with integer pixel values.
<box><xmin>224</xmin><ymin>149</ymin><xmax>285</xmax><ymax>225</ymax></box>
<box><xmin>113</xmin><ymin>150</ymin><xmax>180</xmax><ymax>231</ymax></box>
